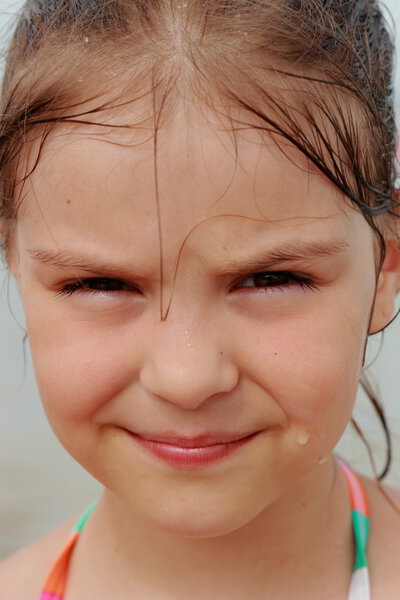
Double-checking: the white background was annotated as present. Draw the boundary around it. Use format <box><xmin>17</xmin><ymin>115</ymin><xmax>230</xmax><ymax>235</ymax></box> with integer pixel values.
<box><xmin>0</xmin><ymin>0</ymin><xmax>399</xmax><ymax>558</ymax></box>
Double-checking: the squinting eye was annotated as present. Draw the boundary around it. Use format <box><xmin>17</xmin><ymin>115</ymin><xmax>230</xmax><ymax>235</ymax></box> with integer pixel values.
<box><xmin>57</xmin><ymin>277</ymin><xmax>138</xmax><ymax>296</ymax></box>
<box><xmin>235</xmin><ymin>272</ymin><xmax>318</xmax><ymax>291</ymax></box>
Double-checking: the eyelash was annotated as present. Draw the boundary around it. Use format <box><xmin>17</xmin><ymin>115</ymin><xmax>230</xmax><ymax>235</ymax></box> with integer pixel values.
<box><xmin>235</xmin><ymin>271</ymin><xmax>319</xmax><ymax>291</ymax></box>
<box><xmin>57</xmin><ymin>278</ymin><xmax>138</xmax><ymax>296</ymax></box>
<box><xmin>56</xmin><ymin>272</ymin><xmax>319</xmax><ymax>297</ymax></box>
<box><xmin>233</xmin><ymin>271</ymin><xmax>319</xmax><ymax>292</ymax></box>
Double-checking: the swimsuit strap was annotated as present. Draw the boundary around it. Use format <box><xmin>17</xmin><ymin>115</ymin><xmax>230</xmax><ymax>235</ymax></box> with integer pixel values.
<box><xmin>39</xmin><ymin>502</ymin><xmax>96</xmax><ymax>600</ymax></box>
<box><xmin>338</xmin><ymin>459</ymin><xmax>371</xmax><ymax>600</ymax></box>
<box><xmin>40</xmin><ymin>462</ymin><xmax>371</xmax><ymax>600</ymax></box>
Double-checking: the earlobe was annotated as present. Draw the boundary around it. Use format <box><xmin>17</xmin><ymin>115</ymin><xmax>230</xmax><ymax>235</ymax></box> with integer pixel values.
<box><xmin>369</xmin><ymin>239</ymin><xmax>400</xmax><ymax>335</ymax></box>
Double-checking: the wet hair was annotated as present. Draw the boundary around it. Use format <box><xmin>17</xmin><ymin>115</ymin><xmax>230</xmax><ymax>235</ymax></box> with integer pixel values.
<box><xmin>0</xmin><ymin>0</ymin><xmax>399</xmax><ymax>476</ymax></box>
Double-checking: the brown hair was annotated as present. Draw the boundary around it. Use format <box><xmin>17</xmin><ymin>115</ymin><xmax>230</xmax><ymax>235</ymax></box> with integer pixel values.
<box><xmin>0</xmin><ymin>0</ymin><xmax>399</xmax><ymax>475</ymax></box>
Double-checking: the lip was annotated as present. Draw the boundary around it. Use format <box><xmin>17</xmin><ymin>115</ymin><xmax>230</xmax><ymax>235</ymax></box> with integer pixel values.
<box><xmin>126</xmin><ymin>430</ymin><xmax>260</xmax><ymax>469</ymax></box>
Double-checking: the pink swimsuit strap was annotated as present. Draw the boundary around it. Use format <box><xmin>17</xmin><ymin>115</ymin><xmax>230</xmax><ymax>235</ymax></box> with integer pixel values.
<box><xmin>40</xmin><ymin>502</ymin><xmax>96</xmax><ymax>600</ymax></box>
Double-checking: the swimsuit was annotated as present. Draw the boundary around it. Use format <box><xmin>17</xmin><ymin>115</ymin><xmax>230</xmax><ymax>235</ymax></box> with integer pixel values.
<box><xmin>339</xmin><ymin>460</ymin><xmax>371</xmax><ymax>600</ymax></box>
<box><xmin>40</xmin><ymin>460</ymin><xmax>371</xmax><ymax>600</ymax></box>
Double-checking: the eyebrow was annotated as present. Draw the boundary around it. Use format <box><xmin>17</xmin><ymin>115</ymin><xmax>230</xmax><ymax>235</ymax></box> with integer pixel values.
<box><xmin>211</xmin><ymin>239</ymin><xmax>350</xmax><ymax>276</ymax></box>
<box><xmin>27</xmin><ymin>239</ymin><xmax>350</xmax><ymax>278</ymax></box>
<box><xmin>27</xmin><ymin>248</ymin><xmax>145</xmax><ymax>278</ymax></box>
<box><xmin>27</xmin><ymin>248</ymin><xmax>144</xmax><ymax>278</ymax></box>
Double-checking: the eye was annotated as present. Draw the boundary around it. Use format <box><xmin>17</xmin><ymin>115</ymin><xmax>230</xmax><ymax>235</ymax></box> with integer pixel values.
<box><xmin>57</xmin><ymin>277</ymin><xmax>139</xmax><ymax>296</ymax></box>
<box><xmin>233</xmin><ymin>271</ymin><xmax>318</xmax><ymax>292</ymax></box>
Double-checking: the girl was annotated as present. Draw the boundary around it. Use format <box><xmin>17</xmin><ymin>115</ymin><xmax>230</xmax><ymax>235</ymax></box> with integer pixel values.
<box><xmin>1</xmin><ymin>0</ymin><xmax>400</xmax><ymax>598</ymax></box>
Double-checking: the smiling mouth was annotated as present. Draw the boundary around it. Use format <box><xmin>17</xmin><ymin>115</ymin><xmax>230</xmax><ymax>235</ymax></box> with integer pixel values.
<box><xmin>126</xmin><ymin>431</ymin><xmax>260</xmax><ymax>469</ymax></box>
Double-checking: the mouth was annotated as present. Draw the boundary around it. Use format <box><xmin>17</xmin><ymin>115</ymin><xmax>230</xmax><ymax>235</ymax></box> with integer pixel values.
<box><xmin>126</xmin><ymin>430</ymin><xmax>260</xmax><ymax>469</ymax></box>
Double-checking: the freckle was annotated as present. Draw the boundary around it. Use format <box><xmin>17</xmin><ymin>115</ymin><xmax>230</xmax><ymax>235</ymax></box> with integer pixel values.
<box><xmin>66</xmin><ymin>199</ymin><xmax>71</xmax><ymax>205</ymax></box>
<box><xmin>220</xmin><ymin>351</ymin><xmax>223</xmax><ymax>356</ymax></box>
<box><xmin>274</xmin><ymin>352</ymin><xmax>278</xmax><ymax>356</ymax></box>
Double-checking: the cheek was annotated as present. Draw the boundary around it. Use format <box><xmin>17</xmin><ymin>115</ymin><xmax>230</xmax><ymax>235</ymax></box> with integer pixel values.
<box><xmin>25</xmin><ymin>307</ymin><xmax>139</xmax><ymax>422</ymax></box>
<box><xmin>235</xmin><ymin>298</ymin><xmax>370</xmax><ymax>443</ymax></box>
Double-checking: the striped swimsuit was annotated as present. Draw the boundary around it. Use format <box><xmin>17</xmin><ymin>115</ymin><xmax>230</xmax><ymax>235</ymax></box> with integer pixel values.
<box><xmin>40</xmin><ymin>461</ymin><xmax>371</xmax><ymax>600</ymax></box>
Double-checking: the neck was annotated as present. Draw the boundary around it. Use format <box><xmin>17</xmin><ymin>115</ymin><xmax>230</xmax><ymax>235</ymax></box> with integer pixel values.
<box><xmin>71</xmin><ymin>457</ymin><xmax>354</xmax><ymax>599</ymax></box>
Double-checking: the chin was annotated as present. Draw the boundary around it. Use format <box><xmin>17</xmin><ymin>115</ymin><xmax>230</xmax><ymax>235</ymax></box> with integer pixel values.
<box><xmin>135</xmin><ymin>495</ymin><xmax>263</xmax><ymax>539</ymax></box>
<box><xmin>148</xmin><ymin>513</ymin><xmax>250</xmax><ymax>539</ymax></box>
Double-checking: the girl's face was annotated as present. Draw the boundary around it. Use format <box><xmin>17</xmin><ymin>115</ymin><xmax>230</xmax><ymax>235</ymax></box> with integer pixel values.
<box><xmin>10</xmin><ymin>103</ymin><xmax>392</xmax><ymax>536</ymax></box>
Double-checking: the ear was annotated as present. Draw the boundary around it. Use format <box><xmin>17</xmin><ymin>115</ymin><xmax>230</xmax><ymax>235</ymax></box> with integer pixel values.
<box><xmin>369</xmin><ymin>239</ymin><xmax>400</xmax><ymax>334</ymax></box>
<box><xmin>0</xmin><ymin>217</ymin><xmax>19</xmax><ymax>276</ymax></box>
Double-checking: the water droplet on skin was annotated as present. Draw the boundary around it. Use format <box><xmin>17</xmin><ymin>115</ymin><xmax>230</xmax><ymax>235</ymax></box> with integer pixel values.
<box><xmin>318</xmin><ymin>456</ymin><xmax>329</xmax><ymax>465</ymax></box>
<box><xmin>296</xmin><ymin>431</ymin><xmax>310</xmax><ymax>446</ymax></box>
<box><xmin>184</xmin><ymin>328</ymin><xmax>192</xmax><ymax>347</ymax></box>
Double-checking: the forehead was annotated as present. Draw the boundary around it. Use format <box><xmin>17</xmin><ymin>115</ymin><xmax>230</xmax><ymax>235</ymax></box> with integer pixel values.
<box><xmin>16</xmin><ymin>103</ymin><xmax>367</xmax><ymax>259</ymax></box>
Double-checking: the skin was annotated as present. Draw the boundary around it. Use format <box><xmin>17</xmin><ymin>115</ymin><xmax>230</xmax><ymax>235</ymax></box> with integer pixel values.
<box><xmin>2</xmin><ymin>100</ymin><xmax>400</xmax><ymax>599</ymax></box>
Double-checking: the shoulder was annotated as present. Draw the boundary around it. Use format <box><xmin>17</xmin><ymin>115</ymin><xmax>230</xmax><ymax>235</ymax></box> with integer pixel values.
<box><xmin>0</xmin><ymin>516</ymin><xmax>75</xmax><ymax>600</ymax></box>
<box><xmin>361</xmin><ymin>476</ymin><xmax>400</xmax><ymax>599</ymax></box>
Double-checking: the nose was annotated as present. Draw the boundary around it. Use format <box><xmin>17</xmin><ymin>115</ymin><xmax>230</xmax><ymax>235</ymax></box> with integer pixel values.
<box><xmin>139</xmin><ymin>317</ymin><xmax>239</xmax><ymax>409</ymax></box>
